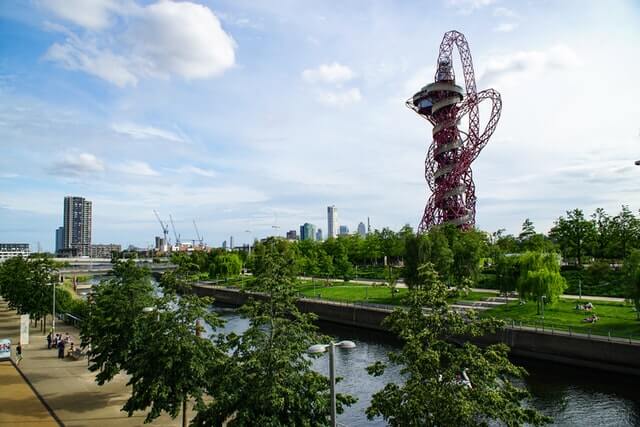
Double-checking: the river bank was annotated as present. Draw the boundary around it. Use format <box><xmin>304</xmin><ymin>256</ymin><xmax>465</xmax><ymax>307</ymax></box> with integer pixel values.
<box><xmin>193</xmin><ymin>284</ymin><xmax>640</xmax><ymax>376</ymax></box>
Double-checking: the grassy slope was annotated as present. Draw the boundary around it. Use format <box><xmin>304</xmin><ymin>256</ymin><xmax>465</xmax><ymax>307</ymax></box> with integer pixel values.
<box><xmin>484</xmin><ymin>298</ymin><xmax>640</xmax><ymax>338</ymax></box>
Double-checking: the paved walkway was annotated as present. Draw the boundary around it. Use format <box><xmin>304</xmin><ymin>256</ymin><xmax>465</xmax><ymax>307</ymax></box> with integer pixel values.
<box><xmin>0</xmin><ymin>300</ymin><xmax>188</xmax><ymax>426</ymax></box>
<box><xmin>0</xmin><ymin>360</ymin><xmax>59</xmax><ymax>426</ymax></box>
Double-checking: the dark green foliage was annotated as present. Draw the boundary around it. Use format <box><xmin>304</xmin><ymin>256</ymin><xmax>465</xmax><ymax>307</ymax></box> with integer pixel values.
<box><xmin>194</xmin><ymin>237</ymin><xmax>355</xmax><ymax>426</ymax></box>
<box><xmin>123</xmin><ymin>295</ymin><xmax>224</xmax><ymax>423</ymax></box>
<box><xmin>0</xmin><ymin>255</ymin><xmax>59</xmax><ymax>323</ymax></box>
<box><xmin>517</xmin><ymin>252</ymin><xmax>566</xmax><ymax>314</ymax></box>
<box><xmin>366</xmin><ymin>263</ymin><xmax>551</xmax><ymax>427</ymax></box>
<box><xmin>623</xmin><ymin>250</ymin><xmax>640</xmax><ymax>320</ymax></box>
<box><xmin>81</xmin><ymin>259</ymin><xmax>155</xmax><ymax>385</ymax></box>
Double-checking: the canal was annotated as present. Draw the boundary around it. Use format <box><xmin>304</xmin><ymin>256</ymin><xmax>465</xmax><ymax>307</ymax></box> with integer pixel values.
<box><xmin>208</xmin><ymin>307</ymin><xmax>640</xmax><ymax>426</ymax></box>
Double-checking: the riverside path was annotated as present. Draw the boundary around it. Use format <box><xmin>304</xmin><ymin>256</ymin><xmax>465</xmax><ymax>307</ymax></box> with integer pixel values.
<box><xmin>0</xmin><ymin>299</ymin><xmax>190</xmax><ymax>426</ymax></box>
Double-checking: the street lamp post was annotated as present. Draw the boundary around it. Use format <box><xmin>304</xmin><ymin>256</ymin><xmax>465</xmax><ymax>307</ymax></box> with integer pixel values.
<box><xmin>307</xmin><ymin>340</ymin><xmax>356</xmax><ymax>427</ymax></box>
<box><xmin>52</xmin><ymin>279</ymin><xmax>56</xmax><ymax>336</ymax></box>
<box><xmin>541</xmin><ymin>295</ymin><xmax>546</xmax><ymax>323</ymax></box>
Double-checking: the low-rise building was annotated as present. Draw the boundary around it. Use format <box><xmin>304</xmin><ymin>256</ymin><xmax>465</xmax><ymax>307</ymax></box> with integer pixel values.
<box><xmin>0</xmin><ymin>243</ymin><xmax>30</xmax><ymax>261</ymax></box>
<box><xmin>89</xmin><ymin>244</ymin><xmax>121</xmax><ymax>258</ymax></box>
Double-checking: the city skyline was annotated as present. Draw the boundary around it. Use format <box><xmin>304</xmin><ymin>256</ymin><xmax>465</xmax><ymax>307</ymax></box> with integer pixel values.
<box><xmin>1</xmin><ymin>1</ymin><xmax>640</xmax><ymax>251</ymax></box>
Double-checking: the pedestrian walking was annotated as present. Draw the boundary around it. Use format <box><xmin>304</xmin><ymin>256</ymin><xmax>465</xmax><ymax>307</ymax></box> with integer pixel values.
<box><xmin>57</xmin><ymin>339</ymin><xmax>65</xmax><ymax>359</ymax></box>
<box><xmin>16</xmin><ymin>344</ymin><xmax>23</xmax><ymax>365</ymax></box>
<box><xmin>46</xmin><ymin>332</ymin><xmax>52</xmax><ymax>349</ymax></box>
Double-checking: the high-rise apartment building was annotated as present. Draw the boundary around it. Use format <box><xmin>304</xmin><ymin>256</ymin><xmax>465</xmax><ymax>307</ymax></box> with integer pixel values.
<box><xmin>63</xmin><ymin>196</ymin><xmax>92</xmax><ymax>256</ymax></box>
<box><xmin>327</xmin><ymin>205</ymin><xmax>338</xmax><ymax>239</ymax></box>
<box><xmin>55</xmin><ymin>226</ymin><xmax>64</xmax><ymax>253</ymax></box>
<box><xmin>316</xmin><ymin>228</ymin><xmax>323</xmax><ymax>241</ymax></box>
<box><xmin>339</xmin><ymin>225</ymin><xmax>349</xmax><ymax>236</ymax></box>
<box><xmin>230</xmin><ymin>236</ymin><xmax>234</xmax><ymax>249</ymax></box>
<box><xmin>357</xmin><ymin>222</ymin><xmax>366</xmax><ymax>236</ymax></box>
<box><xmin>300</xmin><ymin>223</ymin><xmax>316</xmax><ymax>241</ymax></box>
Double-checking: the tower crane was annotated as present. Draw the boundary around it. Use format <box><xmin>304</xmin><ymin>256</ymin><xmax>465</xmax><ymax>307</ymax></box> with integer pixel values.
<box><xmin>153</xmin><ymin>210</ymin><xmax>170</xmax><ymax>249</ymax></box>
<box><xmin>169</xmin><ymin>214</ymin><xmax>180</xmax><ymax>246</ymax></box>
<box><xmin>193</xmin><ymin>220</ymin><xmax>204</xmax><ymax>248</ymax></box>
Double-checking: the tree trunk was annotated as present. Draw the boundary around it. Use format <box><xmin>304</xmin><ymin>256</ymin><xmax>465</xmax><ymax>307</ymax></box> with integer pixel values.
<box><xmin>182</xmin><ymin>398</ymin><xmax>187</xmax><ymax>427</ymax></box>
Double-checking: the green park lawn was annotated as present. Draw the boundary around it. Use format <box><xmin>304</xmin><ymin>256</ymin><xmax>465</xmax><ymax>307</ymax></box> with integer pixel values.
<box><xmin>484</xmin><ymin>298</ymin><xmax>640</xmax><ymax>339</ymax></box>
<box><xmin>295</xmin><ymin>280</ymin><xmax>495</xmax><ymax>306</ymax></box>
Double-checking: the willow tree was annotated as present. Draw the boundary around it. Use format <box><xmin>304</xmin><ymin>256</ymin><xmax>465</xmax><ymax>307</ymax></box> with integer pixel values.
<box><xmin>517</xmin><ymin>252</ymin><xmax>566</xmax><ymax>314</ymax></box>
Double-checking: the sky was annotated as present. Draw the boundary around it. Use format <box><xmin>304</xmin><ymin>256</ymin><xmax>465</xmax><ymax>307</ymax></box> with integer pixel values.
<box><xmin>1</xmin><ymin>0</ymin><xmax>639</xmax><ymax>251</ymax></box>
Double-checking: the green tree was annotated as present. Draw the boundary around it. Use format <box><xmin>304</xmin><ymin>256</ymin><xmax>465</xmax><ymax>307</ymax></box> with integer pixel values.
<box><xmin>366</xmin><ymin>263</ymin><xmax>550</xmax><ymax>426</ymax></box>
<box><xmin>81</xmin><ymin>260</ymin><xmax>155</xmax><ymax>385</ymax></box>
<box><xmin>495</xmin><ymin>254</ymin><xmax>519</xmax><ymax>296</ymax></box>
<box><xmin>549</xmin><ymin>209</ymin><xmax>596</xmax><ymax>266</ymax></box>
<box><xmin>622</xmin><ymin>249</ymin><xmax>640</xmax><ymax>320</ymax></box>
<box><xmin>610</xmin><ymin>205</ymin><xmax>640</xmax><ymax>260</ymax></box>
<box><xmin>403</xmin><ymin>232</ymin><xmax>431</xmax><ymax>289</ymax></box>
<box><xmin>124</xmin><ymin>294</ymin><xmax>224</xmax><ymax>426</ymax></box>
<box><xmin>195</xmin><ymin>237</ymin><xmax>355</xmax><ymax>425</ymax></box>
<box><xmin>518</xmin><ymin>218</ymin><xmax>536</xmax><ymax>243</ymax></box>
<box><xmin>591</xmin><ymin>208</ymin><xmax>614</xmax><ymax>259</ymax></box>
<box><xmin>517</xmin><ymin>252</ymin><xmax>566</xmax><ymax>314</ymax></box>
<box><xmin>210</xmin><ymin>253</ymin><xmax>242</xmax><ymax>279</ymax></box>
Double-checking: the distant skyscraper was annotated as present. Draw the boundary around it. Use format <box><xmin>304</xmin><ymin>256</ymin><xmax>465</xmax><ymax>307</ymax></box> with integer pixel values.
<box><xmin>339</xmin><ymin>225</ymin><xmax>349</xmax><ymax>235</ymax></box>
<box><xmin>357</xmin><ymin>222</ymin><xmax>366</xmax><ymax>237</ymax></box>
<box><xmin>367</xmin><ymin>217</ymin><xmax>371</xmax><ymax>234</ymax></box>
<box><xmin>222</xmin><ymin>240</ymin><xmax>227</xmax><ymax>250</ymax></box>
<box><xmin>327</xmin><ymin>205</ymin><xmax>338</xmax><ymax>239</ymax></box>
<box><xmin>300</xmin><ymin>223</ymin><xmax>316</xmax><ymax>241</ymax></box>
<box><xmin>63</xmin><ymin>196</ymin><xmax>92</xmax><ymax>256</ymax></box>
<box><xmin>230</xmin><ymin>236</ymin><xmax>234</xmax><ymax>249</ymax></box>
<box><xmin>316</xmin><ymin>228</ymin><xmax>323</xmax><ymax>241</ymax></box>
<box><xmin>286</xmin><ymin>230</ymin><xmax>298</xmax><ymax>240</ymax></box>
<box><xmin>55</xmin><ymin>226</ymin><xmax>64</xmax><ymax>253</ymax></box>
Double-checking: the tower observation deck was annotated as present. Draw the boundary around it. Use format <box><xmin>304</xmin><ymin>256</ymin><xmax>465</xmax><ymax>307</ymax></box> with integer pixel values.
<box><xmin>408</xmin><ymin>30</ymin><xmax>502</xmax><ymax>232</ymax></box>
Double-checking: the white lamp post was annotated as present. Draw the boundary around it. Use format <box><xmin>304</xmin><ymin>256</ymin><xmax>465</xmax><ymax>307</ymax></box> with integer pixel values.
<box><xmin>307</xmin><ymin>340</ymin><xmax>356</xmax><ymax>427</ymax></box>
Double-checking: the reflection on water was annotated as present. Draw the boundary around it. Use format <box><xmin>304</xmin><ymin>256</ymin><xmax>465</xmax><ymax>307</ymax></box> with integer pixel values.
<box><xmin>207</xmin><ymin>307</ymin><xmax>640</xmax><ymax>427</ymax></box>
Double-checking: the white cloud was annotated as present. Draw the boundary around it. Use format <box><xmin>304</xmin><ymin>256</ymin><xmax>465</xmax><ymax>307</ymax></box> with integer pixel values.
<box><xmin>130</xmin><ymin>1</ymin><xmax>236</xmax><ymax>80</ymax></box>
<box><xmin>40</xmin><ymin>0</ymin><xmax>132</xmax><ymax>30</ymax></box>
<box><xmin>316</xmin><ymin>88</ymin><xmax>362</xmax><ymax>107</ymax></box>
<box><xmin>114</xmin><ymin>160</ymin><xmax>159</xmax><ymax>176</ymax></box>
<box><xmin>174</xmin><ymin>166</ymin><xmax>217</xmax><ymax>178</ymax></box>
<box><xmin>447</xmin><ymin>0</ymin><xmax>496</xmax><ymax>14</ymax></box>
<box><xmin>45</xmin><ymin>38</ymin><xmax>138</xmax><ymax>87</ymax></box>
<box><xmin>480</xmin><ymin>45</ymin><xmax>580</xmax><ymax>86</ymax></box>
<box><xmin>494</xmin><ymin>23</ymin><xmax>518</xmax><ymax>33</ymax></box>
<box><xmin>493</xmin><ymin>7</ymin><xmax>519</xmax><ymax>18</ymax></box>
<box><xmin>111</xmin><ymin>122</ymin><xmax>187</xmax><ymax>143</ymax></box>
<box><xmin>43</xmin><ymin>0</ymin><xmax>236</xmax><ymax>86</ymax></box>
<box><xmin>50</xmin><ymin>152</ymin><xmax>105</xmax><ymax>176</ymax></box>
<box><xmin>302</xmin><ymin>62</ymin><xmax>356</xmax><ymax>84</ymax></box>
<box><xmin>0</xmin><ymin>173</ymin><xmax>19</xmax><ymax>179</ymax></box>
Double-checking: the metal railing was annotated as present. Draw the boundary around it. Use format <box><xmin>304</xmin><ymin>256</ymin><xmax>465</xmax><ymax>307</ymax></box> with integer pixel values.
<box><xmin>503</xmin><ymin>318</ymin><xmax>640</xmax><ymax>345</ymax></box>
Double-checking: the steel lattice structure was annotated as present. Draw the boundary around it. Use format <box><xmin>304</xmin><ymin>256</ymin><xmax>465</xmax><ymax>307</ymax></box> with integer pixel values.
<box><xmin>407</xmin><ymin>30</ymin><xmax>502</xmax><ymax>233</ymax></box>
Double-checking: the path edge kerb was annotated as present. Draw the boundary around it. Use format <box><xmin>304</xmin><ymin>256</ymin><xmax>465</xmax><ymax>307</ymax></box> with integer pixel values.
<box><xmin>10</xmin><ymin>358</ymin><xmax>64</xmax><ymax>427</ymax></box>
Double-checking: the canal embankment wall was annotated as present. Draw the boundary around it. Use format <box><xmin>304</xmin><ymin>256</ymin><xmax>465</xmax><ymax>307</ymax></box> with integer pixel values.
<box><xmin>193</xmin><ymin>284</ymin><xmax>640</xmax><ymax>376</ymax></box>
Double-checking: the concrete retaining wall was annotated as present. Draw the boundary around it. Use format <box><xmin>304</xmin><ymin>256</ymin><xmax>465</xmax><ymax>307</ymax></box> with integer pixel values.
<box><xmin>193</xmin><ymin>285</ymin><xmax>640</xmax><ymax>376</ymax></box>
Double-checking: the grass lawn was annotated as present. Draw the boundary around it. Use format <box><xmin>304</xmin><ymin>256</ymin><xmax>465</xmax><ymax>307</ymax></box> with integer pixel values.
<box><xmin>295</xmin><ymin>280</ymin><xmax>495</xmax><ymax>306</ymax></box>
<box><xmin>483</xmin><ymin>298</ymin><xmax>640</xmax><ymax>339</ymax></box>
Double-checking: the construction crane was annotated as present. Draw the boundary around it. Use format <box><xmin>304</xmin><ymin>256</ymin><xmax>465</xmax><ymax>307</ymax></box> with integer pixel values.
<box><xmin>153</xmin><ymin>210</ymin><xmax>170</xmax><ymax>248</ymax></box>
<box><xmin>193</xmin><ymin>219</ymin><xmax>204</xmax><ymax>247</ymax></box>
<box><xmin>169</xmin><ymin>214</ymin><xmax>180</xmax><ymax>246</ymax></box>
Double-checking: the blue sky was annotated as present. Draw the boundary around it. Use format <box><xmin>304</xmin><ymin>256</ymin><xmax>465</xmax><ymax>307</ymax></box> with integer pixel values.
<box><xmin>1</xmin><ymin>0</ymin><xmax>639</xmax><ymax>251</ymax></box>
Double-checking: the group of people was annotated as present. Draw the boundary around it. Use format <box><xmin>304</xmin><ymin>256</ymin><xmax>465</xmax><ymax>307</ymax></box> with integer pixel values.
<box><xmin>575</xmin><ymin>302</ymin><xmax>595</xmax><ymax>311</ymax></box>
<box><xmin>574</xmin><ymin>302</ymin><xmax>599</xmax><ymax>323</ymax></box>
<box><xmin>583</xmin><ymin>314</ymin><xmax>599</xmax><ymax>323</ymax></box>
<box><xmin>46</xmin><ymin>331</ymin><xmax>75</xmax><ymax>359</ymax></box>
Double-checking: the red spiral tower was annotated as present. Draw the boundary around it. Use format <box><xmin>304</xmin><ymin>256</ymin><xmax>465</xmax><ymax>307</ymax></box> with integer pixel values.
<box><xmin>408</xmin><ymin>30</ymin><xmax>502</xmax><ymax>233</ymax></box>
